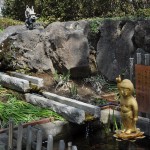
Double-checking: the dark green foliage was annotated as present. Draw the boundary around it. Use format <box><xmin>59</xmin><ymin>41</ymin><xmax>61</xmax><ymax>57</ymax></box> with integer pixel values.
<box><xmin>2</xmin><ymin>0</ymin><xmax>150</xmax><ymax>22</ymax></box>
<box><xmin>2</xmin><ymin>0</ymin><xmax>35</xmax><ymax>21</ymax></box>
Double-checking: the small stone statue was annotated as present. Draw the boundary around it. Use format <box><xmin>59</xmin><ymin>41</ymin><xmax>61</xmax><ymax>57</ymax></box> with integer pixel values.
<box><xmin>114</xmin><ymin>75</ymin><xmax>144</xmax><ymax>141</ymax></box>
<box><xmin>25</xmin><ymin>5</ymin><xmax>37</xmax><ymax>29</ymax></box>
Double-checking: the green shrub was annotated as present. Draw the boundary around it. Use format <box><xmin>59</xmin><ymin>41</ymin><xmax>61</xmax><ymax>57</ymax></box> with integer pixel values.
<box><xmin>2</xmin><ymin>0</ymin><xmax>150</xmax><ymax>22</ymax></box>
<box><xmin>0</xmin><ymin>17</ymin><xmax>23</xmax><ymax>30</ymax></box>
<box><xmin>136</xmin><ymin>8</ymin><xmax>150</xmax><ymax>17</ymax></box>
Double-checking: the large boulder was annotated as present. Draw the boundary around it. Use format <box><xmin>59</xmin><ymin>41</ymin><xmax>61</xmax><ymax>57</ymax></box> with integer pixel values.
<box><xmin>96</xmin><ymin>19</ymin><xmax>150</xmax><ymax>81</ymax></box>
<box><xmin>133</xmin><ymin>20</ymin><xmax>150</xmax><ymax>53</ymax></box>
<box><xmin>0</xmin><ymin>19</ymin><xmax>150</xmax><ymax>81</ymax></box>
<box><xmin>0</xmin><ymin>25</ymin><xmax>25</xmax><ymax>44</ymax></box>
<box><xmin>0</xmin><ymin>28</ymin><xmax>51</xmax><ymax>72</ymax></box>
<box><xmin>0</xmin><ymin>20</ymin><xmax>91</xmax><ymax>77</ymax></box>
<box><xmin>42</xmin><ymin>21</ymin><xmax>90</xmax><ymax>77</ymax></box>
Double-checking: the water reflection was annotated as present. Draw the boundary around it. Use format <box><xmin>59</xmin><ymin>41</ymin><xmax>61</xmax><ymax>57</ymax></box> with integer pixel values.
<box><xmin>70</xmin><ymin>124</ymin><xmax>150</xmax><ymax>150</ymax></box>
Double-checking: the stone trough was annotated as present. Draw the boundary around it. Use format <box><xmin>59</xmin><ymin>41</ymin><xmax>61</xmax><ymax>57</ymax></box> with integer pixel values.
<box><xmin>0</xmin><ymin>71</ymin><xmax>100</xmax><ymax>124</ymax></box>
<box><xmin>0</xmin><ymin>71</ymin><xmax>101</xmax><ymax>149</ymax></box>
<box><xmin>0</xmin><ymin>72</ymin><xmax>30</xmax><ymax>92</ymax></box>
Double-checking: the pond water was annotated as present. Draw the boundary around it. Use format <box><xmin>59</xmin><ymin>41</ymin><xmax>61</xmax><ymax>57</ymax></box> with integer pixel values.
<box><xmin>51</xmin><ymin>122</ymin><xmax>150</xmax><ymax>150</ymax></box>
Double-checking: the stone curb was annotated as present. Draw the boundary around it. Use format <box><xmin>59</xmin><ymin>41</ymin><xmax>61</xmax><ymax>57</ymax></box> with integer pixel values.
<box><xmin>25</xmin><ymin>93</ymin><xmax>85</xmax><ymax>124</ymax></box>
<box><xmin>9</xmin><ymin>72</ymin><xmax>44</xmax><ymax>88</ymax></box>
<box><xmin>0</xmin><ymin>72</ymin><xmax>30</xmax><ymax>92</ymax></box>
<box><xmin>42</xmin><ymin>91</ymin><xmax>100</xmax><ymax>118</ymax></box>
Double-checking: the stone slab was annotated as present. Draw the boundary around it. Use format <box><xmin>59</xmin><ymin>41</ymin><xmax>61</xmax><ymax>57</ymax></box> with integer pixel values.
<box><xmin>10</xmin><ymin>72</ymin><xmax>44</xmax><ymax>88</ymax></box>
<box><xmin>0</xmin><ymin>72</ymin><xmax>30</xmax><ymax>92</ymax></box>
<box><xmin>25</xmin><ymin>93</ymin><xmax>85</xmax><ymax>124</ymax></box>
<box><xmin>42</xmin><ymin>92</ymin><xmax>100</xmax><ymax>118</ymax></box>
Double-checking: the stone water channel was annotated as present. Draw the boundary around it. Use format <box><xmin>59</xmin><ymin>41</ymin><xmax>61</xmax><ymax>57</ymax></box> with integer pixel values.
<box><xmin>0</xmin><ymin>71</ymin><xmax>100</xmax><ymax>149</ymax></box>
<box><xmin>0</xmin><ymin>72</ymin><xmax>150</xmax><ymax>149</ymax></box>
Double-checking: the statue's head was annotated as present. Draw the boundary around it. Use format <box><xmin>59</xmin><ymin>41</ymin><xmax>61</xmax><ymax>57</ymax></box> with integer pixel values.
<box><xmin>119</xmin><ymin>79</ymin><xmax>134</xmax><ymax>91</ymax></box>
<box><xmin>116</xmin><ymin>76</ymin><xmax>134</xmax><ymax>97</ymax></box>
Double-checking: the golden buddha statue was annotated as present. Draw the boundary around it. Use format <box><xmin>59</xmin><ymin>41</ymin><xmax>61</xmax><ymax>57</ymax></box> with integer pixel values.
<box><xmin>114</xmin><ymin>75</ymin><xmax>144</xmax><ymax>141</ymax></box>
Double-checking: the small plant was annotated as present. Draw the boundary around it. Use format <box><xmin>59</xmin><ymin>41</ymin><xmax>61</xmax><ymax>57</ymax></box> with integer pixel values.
<box><xmin>89</xmin><ymin>20</ymin><xmax>101</xmax><ymax>33</ymax></box>
<box><xmin>69</xmin><ymin>83</ymin><xmax>80</xmax><ymax>100</ymax></box>
<box><xmin>53</xmin><ymin>70</ymin><xmax>71</xmax><ymax>91</ymax></box>
<box><xmin>84</xmin><ymin>75</ymin><xmax>119</xmax><ymax>96</ymax></box>
<box><xmin>112</xmin><ymin>109</ymin><xmax>118</xmax><ymax>132</ymax></box>
<box><xmin>53</xmin><ymin>70</ymin><xmax>60</xmax><ymax>83</ymax></box>
<box><xmin>0</xmin><ymin>28</ymin><xmax>3</xmax><ymax>33</ymax></box>
<box><xmin>91</xmin><ymin>97</ymin><xmax>108</xmax><ymax>106</ymax></box>
<box><xmin>102</xmin><ymin>108</ymin><xmax>122</xmax><ymax>135</ymax></box>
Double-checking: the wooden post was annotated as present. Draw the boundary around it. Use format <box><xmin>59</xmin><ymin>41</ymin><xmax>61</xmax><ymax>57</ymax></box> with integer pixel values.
<box><xmin>8</xmin><ymin>119</ymin><xmax>14</xmax><ymax>150</ymax></box>
<box><xmin>47</xmin><ymin>135</ymin><xmax>53</xmax><ymax>150</ymax></box>
<box><xmin>36</xmin><ymin>130</ymin><xmax>42</xmax><ymax>150</ymax></box>
<box><xmin>26</xmin><ymin>125</ymin><xmax>32</xmax><ymax>150</ymax></box>
<box><xmin>58</xmin><ymin>140</ymin><xmax>65</xmax><ymax>150</ymax></box>
<box><xmin>17</xmin><ymin>123</ymin><xmax>23</xmax><ymax>150</ymax></box>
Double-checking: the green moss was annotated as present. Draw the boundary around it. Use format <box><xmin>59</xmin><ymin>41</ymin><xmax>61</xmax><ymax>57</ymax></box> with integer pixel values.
<box><xmin>85</xmin><ymin>113</ymin><xmax>95</xmax><ymax>122</ymax></box>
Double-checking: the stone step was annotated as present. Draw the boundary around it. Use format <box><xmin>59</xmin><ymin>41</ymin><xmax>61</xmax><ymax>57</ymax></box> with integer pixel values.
<box><xmin>25</xmin><ymin>93</ymin><xmax>85</xmax><ymax>124</ymax></box>
<box><xmin>42</xmin><ymin>92</ymin><xmax>100</xmax><ymax>118</ymax></box>
<box><xmin>0</xmin><ymin>72</ymin><xmax>30</xmax><ymax>92</ymax></box>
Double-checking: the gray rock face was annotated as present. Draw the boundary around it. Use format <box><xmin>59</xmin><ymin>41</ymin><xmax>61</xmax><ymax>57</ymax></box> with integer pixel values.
<box><xmin>43</xmin><ymin>21</ymin><xmax>90</xmax><ymax>77</ymax></box>
<box><xmin>0</xmin><ymin>19</ymin><xmax>150</xmax><ymax>81</ymax></box>
<box><xmin>133</xmin><ymin>20</ymin><xmax>150</xmax><ymax>53</ymax></box>
<box><xmin>96</xmin><ymin>20</ymin><xmax>136</xmax><ymax>81</ymax></box>
<box><xmin>0</xmin><ymin>25</ymin><xmax>25</xmax><ymax>44</ymax></box>
<box><xmin>0</xmin><ymin>21</ymin><xmax>90</xmax><ymax>77</ymax></box>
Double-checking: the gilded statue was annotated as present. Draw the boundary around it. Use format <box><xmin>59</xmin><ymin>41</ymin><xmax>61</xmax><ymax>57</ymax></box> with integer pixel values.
<box><xmin>114</xmin><ymin>75</ymin><xmax>144</xmax><ymax>141</ymax></box>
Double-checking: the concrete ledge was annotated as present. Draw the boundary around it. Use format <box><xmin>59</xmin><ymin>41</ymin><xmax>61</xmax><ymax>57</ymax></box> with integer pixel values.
<box><xmin>42</xmin><ymin>91</ymin><xmax>100</xmax><ymax>118</ymax></box>
<box><xmin>0</xmin><ymin>72</ymin><xmax>30</xmax><ymax>92</ymax></box>
<box><xmin>101</xmin><ymin>108</ymin><xmax>150</xmax><ymax>136</ymax></box>
<box><xmin>9</xmin><ymin>72</ymin><xmax>44</xmax><ymax>88</ymax></box>
<box><xmin>25</xmin><ymin>93</ymin><xmax>85</xmax><ymax>124</ymax></box>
